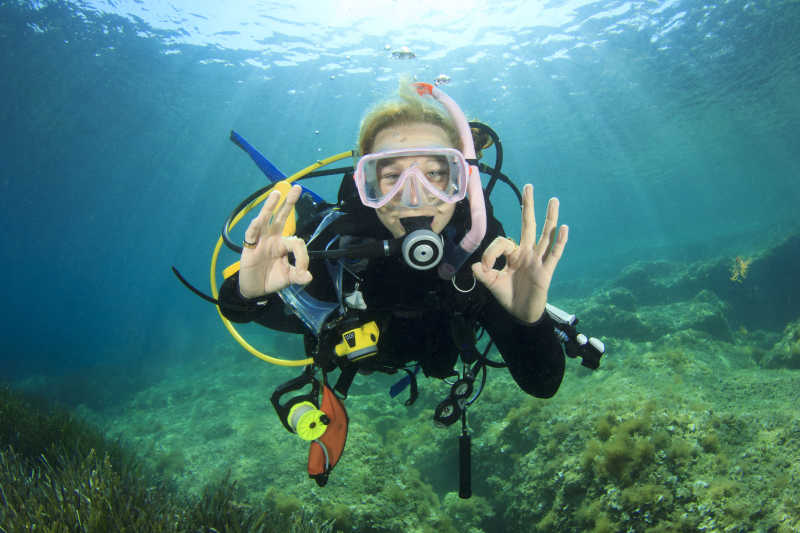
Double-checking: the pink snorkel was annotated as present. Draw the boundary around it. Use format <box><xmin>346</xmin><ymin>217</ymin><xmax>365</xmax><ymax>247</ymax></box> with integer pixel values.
<box><xmin>413</xmin><ymin>82</ymin><xmax>487</xmax><ymax>279</ymax></box>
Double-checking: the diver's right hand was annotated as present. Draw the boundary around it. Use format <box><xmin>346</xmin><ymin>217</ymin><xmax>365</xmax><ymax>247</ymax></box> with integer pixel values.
<box><xmin>237</xmin><ymin>184</ymin><xmax>313</xmax><ymax>298</ymax></box>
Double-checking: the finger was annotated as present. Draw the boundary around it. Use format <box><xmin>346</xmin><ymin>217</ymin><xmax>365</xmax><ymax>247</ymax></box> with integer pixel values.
<box><xmin>543</xmin><ymin>224</ymin><xmax>569</xmax><ymax>270</ymax></box>
<box><xmin>481</xmin><ymin>236</ymin><xmax>517</xmax><ymax>270</ymax></box>
<box><xmin>243</xmin><ymin>219</ymin><xmax>261</xmax><ymax>250</ymax></box>
<box><xmin>285</xmin><ymin>236</ymin><xmax>312</xmax><ymax>284</ymax></box>
<box><xmin>256</xmin><ymin>189</ymin><xmax>285</xmax><ymax>225</ymax></box>
<box><xmin>244</xmin><ymin>190</ymin><xmax>283</xmax><ymax>247</ymax></box>
<box><xmin>536</xmin><ymin>197</ymin><xmax>560</xmax><ymax>253</ymax></box>
<box><xmin>268</xmin><ymin>185</ymin><xmax>302</xmax><ymax>236</ymax></box>
<box><xmin>471</xmin><ymin>261</ymin><xmax>496</xmax><ymax>286</ymax></box>
<box><xmin>289</xmin><ymin>268</ymin><xmax>313</xmax><ymax>285</ymax></box>
<box><xmin>519</xmin><ymin>184</ymin><xmax>536</xmax><ymax>249</ymax></box>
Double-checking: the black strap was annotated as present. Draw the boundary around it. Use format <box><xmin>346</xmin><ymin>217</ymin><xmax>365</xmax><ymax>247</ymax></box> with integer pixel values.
<box><xmin>401</xmin><ymin>367</ymin><xmax>419</xmax><ymax>406</ymax></box>
<box><xmin>450</xmin><ymin>315</ymin><xmax>481</xmax><ymax>365</ymax></box>
<box><xmin>333</xmin><ymin>365</ymin><xmax>358</xmax><ymax>399</ymax></box>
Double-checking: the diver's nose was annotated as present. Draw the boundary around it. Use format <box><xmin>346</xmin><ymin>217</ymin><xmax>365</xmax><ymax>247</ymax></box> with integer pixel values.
<box><xmin>401</xmin><ymin>174</ymin><xmax>422</xmax><ymax>206</ymax></box>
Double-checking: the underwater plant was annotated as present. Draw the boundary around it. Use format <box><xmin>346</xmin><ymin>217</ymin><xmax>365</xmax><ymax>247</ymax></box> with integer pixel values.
<box><xmin>729</xmin><ymin>255</ymin><xmax>752</xmax><ymax>283</ymax></box>
<box><xmin>0</xmin><ymin>385</ymin><xmax>333</xmax><ymax>533</ymax></box>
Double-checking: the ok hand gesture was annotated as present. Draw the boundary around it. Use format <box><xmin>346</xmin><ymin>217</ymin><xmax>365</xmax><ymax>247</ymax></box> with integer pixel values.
<box><xmin>472</xmin><ymin>184</ymin><xmax>568</xmax><ymax>323</ymax></box>
<box><xmin>238</xmin><ymin>185</ymin><xmax>313</xmax><ymax>298</ymax></box>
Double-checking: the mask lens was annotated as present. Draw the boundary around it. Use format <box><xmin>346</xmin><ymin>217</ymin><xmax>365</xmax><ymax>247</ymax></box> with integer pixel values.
<box><xmin>357</xmin><ymin>148</ymin><xmax>466</xmax><ymax>208</ymax></box>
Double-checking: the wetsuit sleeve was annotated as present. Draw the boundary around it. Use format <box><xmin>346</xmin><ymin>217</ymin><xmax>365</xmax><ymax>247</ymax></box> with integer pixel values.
<box><xmin>218</xmin><ymin>273</ymin><xmax>308</xmax><ymax>333</ymax></box>
<box><xmin>479</xmin><ymin>296</ymin><xmax>565</xmax><ymax>398</ymax></box>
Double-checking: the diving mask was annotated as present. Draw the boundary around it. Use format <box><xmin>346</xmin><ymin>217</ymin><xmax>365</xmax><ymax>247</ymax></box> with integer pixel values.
<box><xmin>354</xmin><ymin>147</ymin><xmax>469</xmax><ymax>209</ymax></box>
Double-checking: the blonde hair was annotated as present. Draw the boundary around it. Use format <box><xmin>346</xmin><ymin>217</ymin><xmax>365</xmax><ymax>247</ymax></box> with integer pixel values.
<box><xmin>357</xmin><ymin>82</ymin><xmax>462</xmax><ymax>156</ymax></box>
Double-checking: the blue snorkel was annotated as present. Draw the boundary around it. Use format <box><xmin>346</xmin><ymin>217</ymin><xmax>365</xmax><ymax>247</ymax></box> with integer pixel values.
<box><xmin>230</xmin><ymin>130</ymin><xmax>326</xmax><ymax>204</ymax></box>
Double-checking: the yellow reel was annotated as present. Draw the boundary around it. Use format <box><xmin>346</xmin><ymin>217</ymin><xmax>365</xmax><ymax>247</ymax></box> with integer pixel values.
<box><xmin>287</xmin><ymin>401</ymin><xmax>329</xmax><ymax>441</ymax></box>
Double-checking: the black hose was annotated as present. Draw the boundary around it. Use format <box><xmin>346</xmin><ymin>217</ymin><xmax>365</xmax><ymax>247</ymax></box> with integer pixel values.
<box><xmin>222</xmin><ymin>183</ymin><xmax>275</xmax><ymax>254</ymax></box>
<box><xmin>171</xmin><ymin>267</ymin><xmax>219</xmax><ymax>304</ymax></box>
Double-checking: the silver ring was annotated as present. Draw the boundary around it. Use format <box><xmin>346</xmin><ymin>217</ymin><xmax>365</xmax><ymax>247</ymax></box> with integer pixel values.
<box><xmin>243</xmin><ymin>238</ymin><xmax>258</xmax><ymax>249</ymax></box>
<box><xmin>451</xmin><ymin>274</ymin><xmax>476</xmax><ymax>294</ymax></box>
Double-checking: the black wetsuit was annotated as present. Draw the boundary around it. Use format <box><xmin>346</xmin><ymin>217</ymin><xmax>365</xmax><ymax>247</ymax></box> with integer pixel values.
<box><xmin>219</xmin><ymin>196</ymin><xmax>565</xmax><ymax>398</ymax></box>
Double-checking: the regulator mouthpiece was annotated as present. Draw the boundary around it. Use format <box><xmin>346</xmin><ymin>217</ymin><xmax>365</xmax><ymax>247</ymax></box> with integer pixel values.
<box><xmin>400</xmin><ymin>217</ymin><xmax>444</xmax><ymax>270</ymax></box>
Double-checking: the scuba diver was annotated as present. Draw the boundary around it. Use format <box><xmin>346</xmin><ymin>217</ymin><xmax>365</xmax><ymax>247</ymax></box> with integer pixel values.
<box><xmin>177</xmin><ymin>81</ymin><xmax>604</xmax><ymax>497</ymax></box>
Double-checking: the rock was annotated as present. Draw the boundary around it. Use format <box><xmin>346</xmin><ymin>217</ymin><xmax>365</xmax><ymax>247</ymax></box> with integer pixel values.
<box><xmin>761</xmin><ymin>318</ymin><xmax>800</xmax><ymax>369</ymax></box>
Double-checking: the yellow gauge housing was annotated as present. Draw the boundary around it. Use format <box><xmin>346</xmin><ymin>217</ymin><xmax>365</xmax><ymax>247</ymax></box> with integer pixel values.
<box><xmin>335</xmin><ymin>321</ymin><xmax>380</xmax><ymax>361</ymax></box>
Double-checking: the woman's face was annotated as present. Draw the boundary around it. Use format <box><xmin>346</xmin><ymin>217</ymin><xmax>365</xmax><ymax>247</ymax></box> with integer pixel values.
<box><xmin>370</xmin><ymin>122</ymin><xmax>458</xmax><ymax>238</ymax></box>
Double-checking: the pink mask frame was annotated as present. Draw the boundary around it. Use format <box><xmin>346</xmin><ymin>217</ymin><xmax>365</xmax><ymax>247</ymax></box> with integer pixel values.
<box><xmin>353</xmin><ymin>147</ymin><xmax>469</xmax><ymax>209</ymax></box>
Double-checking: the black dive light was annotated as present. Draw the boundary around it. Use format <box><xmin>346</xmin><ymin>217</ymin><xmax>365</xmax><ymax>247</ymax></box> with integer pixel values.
<box><xmin>459</xmin><ymin>432</ymin><xmax>471</xmax><ymax>499</ymax></box>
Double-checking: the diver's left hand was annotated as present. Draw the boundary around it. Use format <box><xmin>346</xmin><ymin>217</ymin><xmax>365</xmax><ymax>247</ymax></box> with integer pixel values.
<box><xmin>471</xmin><ymin>184</ymin><xmax>568</xmax><ymax>323</ymax></box>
